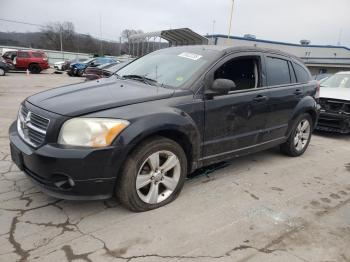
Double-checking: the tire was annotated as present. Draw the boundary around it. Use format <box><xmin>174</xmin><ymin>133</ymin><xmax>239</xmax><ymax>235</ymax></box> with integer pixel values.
<box><xmin>77</xmin><ymin>69</ymin><xmax>84</xmax><ymax>77</ymax></box>
<box><xmin>280</xmin><ymin>113</ymin><xmax>313</xmax><ymax>157</ymax></box>
<box><xmin>28</xmin><ymin>64</ymin><xmax>41</xmax><ymax>74</ymax></box>
<box><xmin>116</xmin><ymin>136</ymin><xmax>187</xmax><ymax>212</ymax></box>
<box><xmin>0</xmin><ymin>68</ymin><xmax>5</xmax><ymax>76</ymax></box>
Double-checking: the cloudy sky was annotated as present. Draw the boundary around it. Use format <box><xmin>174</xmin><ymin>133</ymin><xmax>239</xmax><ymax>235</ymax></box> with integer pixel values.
<box><xmin>1</xmin><ymin>0</ymin><xmax>349</xmax><ymax>46</ymax></box>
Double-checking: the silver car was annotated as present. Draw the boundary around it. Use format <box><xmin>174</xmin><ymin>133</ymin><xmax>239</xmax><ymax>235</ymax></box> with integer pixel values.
<box><xmin>317</xmin><ymin>72</ymin><xmax>350</xmax><ymax>133</ymax></box>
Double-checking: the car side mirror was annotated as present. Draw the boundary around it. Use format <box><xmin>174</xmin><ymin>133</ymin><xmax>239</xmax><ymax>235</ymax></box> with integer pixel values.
<box><xmin>210</xmin><ymin>79</ymin><xmax>236</xmax><ymax>95</ymax></box>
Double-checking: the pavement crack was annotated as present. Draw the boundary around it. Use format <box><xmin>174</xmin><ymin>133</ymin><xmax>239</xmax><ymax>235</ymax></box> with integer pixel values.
<box><xmin>9</xmin><ymin>215</ymin><xmax>30</xmax><ymax>262</ymax></box>
<box><xmin>61</xmin><ymin>245</ymin><xmax>93</xmax><ymax>262</ymax></box>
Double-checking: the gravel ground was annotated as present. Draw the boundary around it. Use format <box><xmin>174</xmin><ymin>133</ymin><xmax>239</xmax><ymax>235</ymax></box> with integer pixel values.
<box><xmin>0</xmin><ymin>71</ymin><xmax>350</xmax><ymax>262</ymax></box>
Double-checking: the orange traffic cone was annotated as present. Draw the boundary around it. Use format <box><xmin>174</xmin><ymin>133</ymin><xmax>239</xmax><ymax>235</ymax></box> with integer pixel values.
<box><xmin>26</xmin><ymin>69</ymin><xmax>30</xmax><ymax>76</ymax></box>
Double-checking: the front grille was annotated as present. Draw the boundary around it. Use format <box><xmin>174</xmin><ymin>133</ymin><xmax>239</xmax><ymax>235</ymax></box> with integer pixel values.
<box><xmin>17</xmin><ymin>105</ymin><xmax>50</xmax><ymax>148</ymax></box>
<box><xmin>320</xmin><ymin>98</ymin><xmax>350</xmax><ymax>114</ymax></box>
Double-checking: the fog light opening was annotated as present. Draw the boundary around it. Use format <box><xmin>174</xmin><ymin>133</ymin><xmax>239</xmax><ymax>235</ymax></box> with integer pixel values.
<box><xmin>52</xmin><ymin>174</ymin><xmax>75</xmax><ymax>190</ymax></box>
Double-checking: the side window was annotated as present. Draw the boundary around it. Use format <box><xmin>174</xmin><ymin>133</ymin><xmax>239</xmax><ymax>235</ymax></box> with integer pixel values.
<box><xmin>18</xmin><ymin>52</ymin><xmax>30</xmax><ymax>58</ymax></box>
<box><xmin>32</xmin><ymin>52</ymin><xmax>43</xmax><ymax>58</ymax></box>
<box><xmin>266</xmin><ymin>57</ymin><xmax>291</xmax><ymax>86</ymax></box>
<box><xmin>293</xmin><ymin>63</ymin><xmax>311</xmax><ymax>83</ymax></box>
<box><xmin>214</xmin><ymin>56</ymin><xmax>261</xmax><ymax>91</ymax></box>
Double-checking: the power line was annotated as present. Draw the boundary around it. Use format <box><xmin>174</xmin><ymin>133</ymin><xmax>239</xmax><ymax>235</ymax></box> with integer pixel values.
<box><xmin>0</xmin><ymin>18</ymin><xmax>43</xmax><ymax>28</ymax></box>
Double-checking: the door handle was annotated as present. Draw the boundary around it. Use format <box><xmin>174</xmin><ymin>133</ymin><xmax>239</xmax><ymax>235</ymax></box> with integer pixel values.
<box><xmin>253</xmin><ymin>95</ymin><xmax>269</xmax><ymax>102</ymax></box>
<box><xmin>294</xmin><ymin>89</ymin><xmax>303</xmax><ymax>96</ymax></box>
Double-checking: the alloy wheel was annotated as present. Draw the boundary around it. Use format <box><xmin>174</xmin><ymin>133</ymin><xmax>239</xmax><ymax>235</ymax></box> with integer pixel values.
<box><xmin>136</xmin><ymin>150</ymin><xmax>181</xmax><ymax>204</ymax></box>
<box><xmin>294</xmin><ymin>119</ymin><xmax>311</xmax><ymax>152</ymax></box>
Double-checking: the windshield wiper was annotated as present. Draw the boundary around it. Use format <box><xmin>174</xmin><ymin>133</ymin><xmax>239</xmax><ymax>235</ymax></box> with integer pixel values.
<box><xmin>121</xmin><ymin>74</ymin><xmax>160</xmax><ymax>86</ymax></box>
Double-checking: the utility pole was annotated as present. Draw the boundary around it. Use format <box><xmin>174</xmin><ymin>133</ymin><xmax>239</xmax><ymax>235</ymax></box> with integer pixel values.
<box><xmin>227</xmin><ymin>0</ymin><xmax>235</xmax><ymax>45</ymax></box>
<box><xmin>337</xmin><ymin>28</ymin><xmax>343</xmax><ymax>46</ymax></box>
<box><xmin>60</xmin><ymin>26</ymin><xmax>63</xmax><ymax>60</ymax></box>
<box><xmin>119</xmin><ymin>36</ymin><xmax>122</xmax><ymax>56</ymax></box>
<box><xmin>212</xmin><ymin>20</ymin><xmax>216</xmax><ymax>45</ymax></box>
<box><xmin>99</xmin><ymin>13</ymin><xmax>103</xmax><ymax>56</ymax></box>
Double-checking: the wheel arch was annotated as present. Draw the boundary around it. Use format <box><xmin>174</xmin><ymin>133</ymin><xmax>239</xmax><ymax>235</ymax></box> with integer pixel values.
<box><xmin>109</xmin><ymin>111</ymin><xmax>202</xmax><ymax>183</ymax></box>
<box><xmin>287</xmin><ymin>96</ymin><xmax>319</xmax><ymax>137</ymax></box>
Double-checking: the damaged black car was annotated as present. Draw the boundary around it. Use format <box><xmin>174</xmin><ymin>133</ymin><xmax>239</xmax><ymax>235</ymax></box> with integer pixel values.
<box><xmin>9</xmin><ymin>46</ymin><xmax>320</xmax><ymax>212</ymax></box>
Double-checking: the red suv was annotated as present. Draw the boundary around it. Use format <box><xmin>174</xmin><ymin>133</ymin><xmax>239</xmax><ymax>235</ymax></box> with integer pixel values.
<box><xmin>2</xmin><ymin>50</ymin><xmax>49</xmax><ymax>74</ymax></box>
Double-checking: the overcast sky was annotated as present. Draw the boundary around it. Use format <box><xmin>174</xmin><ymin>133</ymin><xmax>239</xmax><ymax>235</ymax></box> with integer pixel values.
<box><xmin>1</xmin><ymin>0</ymin><xmax>349</xmax><ymax>47</ymax></box>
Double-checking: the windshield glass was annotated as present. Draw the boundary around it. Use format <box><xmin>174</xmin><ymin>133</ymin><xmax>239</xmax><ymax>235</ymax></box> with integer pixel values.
<box><xmin>117</xmin><ymin>51</ymin><xmax>209</xmax><ymax>88</ymax></box>
<box><xmin>321</xmin><ymin>74</ymin><xmax>350</xmax><ymax>88</ymax></box>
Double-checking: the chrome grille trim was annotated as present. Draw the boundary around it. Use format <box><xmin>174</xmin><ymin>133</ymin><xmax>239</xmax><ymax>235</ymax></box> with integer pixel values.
<box><xmin>17</xmin><ymin>105</ymin><xmax>50</xmax><ymax>148</ymax></box>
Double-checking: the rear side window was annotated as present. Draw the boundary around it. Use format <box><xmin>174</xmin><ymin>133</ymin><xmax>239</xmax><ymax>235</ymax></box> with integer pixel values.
<box><xmin>293</xmin><ymin>63</ymin><xmax>310</xmax><ymax>83</ymax></box>
<box><xmin>17</xmin><ymin>52</ymin><xmax>30</xmax><ymax>58</ymax></box>
<box><xmin>32</xmin><ymin>52</ymin><xmax>44</xmax><ymax>58</ymax></box>
<box><xmin>266</xmin><ymin>57</ymin><xmax>291</xmax><ymax>86</ymax></box>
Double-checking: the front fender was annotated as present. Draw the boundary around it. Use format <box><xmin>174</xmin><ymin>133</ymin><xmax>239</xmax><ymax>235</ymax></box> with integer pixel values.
<box><xmin>113</xmin><ymin>108</ymin><xmax>202</xmax><ymax>170</ymax></box>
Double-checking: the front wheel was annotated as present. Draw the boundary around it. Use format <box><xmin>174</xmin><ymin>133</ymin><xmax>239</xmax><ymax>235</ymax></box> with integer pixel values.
<box><xmin>280</xmin><ymin>113</ymin><xmax>313</xmax><ymax>157</ymax></box>
<box><xmin>0</xmin><ymin>68</ymin><xmax>5</xmax><ymax>76</ymax></box>
<box><xmin>116</xmin><ymin>137</ymin><xmax>187</xmax><ymax>212</ymax></box>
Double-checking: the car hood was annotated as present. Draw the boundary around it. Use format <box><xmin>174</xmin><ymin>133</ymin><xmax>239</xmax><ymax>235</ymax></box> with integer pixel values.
<box><xmin>27</xmin><ymin>78</ymin><xmax>175</xmax><ymax>116</ymax></box>
<box><xmin>320</xmin><ymin>87</ymin><xmax>350</xmax><ymax>101</ymax></box>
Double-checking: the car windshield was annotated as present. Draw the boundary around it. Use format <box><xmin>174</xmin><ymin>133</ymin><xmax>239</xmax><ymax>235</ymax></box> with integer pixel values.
<box><xmin>321</xmin><ymin>74</ymin><xmax>350</xmax><ymax>88</ymax></box>
<box><xmin>117</xmin><ymin>50</ymin><xmax>209</xmax><ymax>88</ymax></box>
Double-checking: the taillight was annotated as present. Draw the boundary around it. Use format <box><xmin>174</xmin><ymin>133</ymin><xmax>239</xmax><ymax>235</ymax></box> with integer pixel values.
<box><xmin>315</xmin><ymin>81</ymin><xmax>320</xmax><ymax>99</ymax></box>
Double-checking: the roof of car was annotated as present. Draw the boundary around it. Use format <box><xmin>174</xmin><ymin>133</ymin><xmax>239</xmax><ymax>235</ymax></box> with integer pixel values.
<box><xmin>168</xmin><ymin>45</ymin><xmax>303</xmax><ymax>63</ymax></box>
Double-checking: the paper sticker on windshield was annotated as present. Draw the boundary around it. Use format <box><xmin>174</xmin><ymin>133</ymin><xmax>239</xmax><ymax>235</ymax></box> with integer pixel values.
<box><xmin>178</xmin><ymin>52</ymin><xmax>202</xmax><ymax>61</ymax></box>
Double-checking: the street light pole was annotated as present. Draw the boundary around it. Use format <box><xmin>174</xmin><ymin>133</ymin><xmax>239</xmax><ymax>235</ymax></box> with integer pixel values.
<box><xmin>212</xmin><ymin>20</ymin><xmax>216</xmax><ymax>45</ymax></box>
<box><xmin>227</xmin><ymin>0</ymin><xmax>235</xmax><ymax>44</ymax></box>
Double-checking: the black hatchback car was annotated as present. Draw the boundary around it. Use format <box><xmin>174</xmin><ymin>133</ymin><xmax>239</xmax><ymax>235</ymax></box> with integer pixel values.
<box><xmin>9</xmin><ymin>46</ymin><xmax>320</xmax><ymax>211</ymax></box>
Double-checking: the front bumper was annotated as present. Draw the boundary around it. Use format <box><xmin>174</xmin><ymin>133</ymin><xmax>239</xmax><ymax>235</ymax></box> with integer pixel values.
<box><xmin>9</xmin><ymin>122</ymin><xmax>125</xmax><ymax>200</ymax></box>
<box><xmin>316</xmin><ymin>111</ymin><xmax>350</xmax><ymax>134</ymax></box>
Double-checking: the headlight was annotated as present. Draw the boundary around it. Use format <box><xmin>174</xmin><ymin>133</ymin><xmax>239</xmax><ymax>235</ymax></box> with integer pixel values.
<box><xmin>58</xmin><ymin>118</ymin><xmax>129</xmax><ymax>148</ymax></box>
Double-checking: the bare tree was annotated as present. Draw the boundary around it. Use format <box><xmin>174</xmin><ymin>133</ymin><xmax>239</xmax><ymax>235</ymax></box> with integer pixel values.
<box><xmin>41</xmin><ymin>21</ymin><xmax>76</xmax><ymax>52</ymax></box>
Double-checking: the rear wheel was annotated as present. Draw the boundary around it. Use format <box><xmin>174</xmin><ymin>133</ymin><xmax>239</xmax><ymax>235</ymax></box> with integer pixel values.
<box><xmin>116</xmin><ymin>137</ymin><xmax>187</xmax><ymax>212</ymax></box>
<box><xmin>280</xmin><ymin>113</ymin><xmax>313</xmax><ymax>157</ymax></box>
<box><xmin>0</xmin><ymin>68</ymin><xmax>5</xmax><ymax>76</ymax></box>
<box><xmin>28</xmin><ymin>64</ymin><xmax>41</xmax><ymax>74</ymax></box>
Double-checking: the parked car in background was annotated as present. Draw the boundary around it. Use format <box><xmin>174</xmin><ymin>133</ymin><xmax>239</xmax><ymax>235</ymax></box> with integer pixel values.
<box><xmin>54</xmin><ymin>61</ymin><xmax>66</xmax><ymax>71</ymax></box>
<box><xmin>0</xmin><ymin>57</ymin><xmax>10</xmax><ymax>76</ymax></box>
<box><xmin>68</xmin><ymin>57</ymin><xmax>118</xmax><ymax>77</ymax></box>
<box><xmin>314</xmin><ymin>73</ymin><xmax>332</xmax><ymax>82</ymax></box>
<box><xmin>85</xmin><ymin>59</ymin><xmax>134</xmax><ymax>81</ymax></box>
<box><xmin>9</xmin><ymin>46</ymin><xmax>320</xmax><ymax>211</ymax></box>
<box><xmin>84</xmin><ymin>61</ymin><xmax>133</xmax><ymax>81</ymax></box>
<box><xmin>2</xmin><ymin>50</ymin><xmax>49</xmax><ymax>74</ymax></box>
<box><xmin>84</xmin><ymin>62</ymin><xmax>120</xmax><ymax>81</ymax></box>
<box><xmin>317</xmin><ymin>72</ymin><xmax>350</xmax><ymax>133</ymax></box>
<box><xmin>62</xmin><ymin>58</ymin><xmax>88</xmax><ymax>71</ymax></box>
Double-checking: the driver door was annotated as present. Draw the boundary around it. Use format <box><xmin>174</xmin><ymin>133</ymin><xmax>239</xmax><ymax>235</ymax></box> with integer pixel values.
<box><xmin>202</xmin><ymin>52</ymin><xmax>270</xmax><ymax>161</ymax></box>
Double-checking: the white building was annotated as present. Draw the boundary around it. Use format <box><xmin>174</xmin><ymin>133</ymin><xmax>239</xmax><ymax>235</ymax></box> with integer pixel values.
<box><xmin>210</xmin><ymin>35</ymin><xmax>350</xmax><ymax>75</ymax></box>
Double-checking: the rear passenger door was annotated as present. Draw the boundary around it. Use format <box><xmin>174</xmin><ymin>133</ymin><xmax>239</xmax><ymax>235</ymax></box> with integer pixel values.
<box><xmin>263</xmin><ymin>55</ymin><xmax>304</xmax><ymax>140</ymax></box>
